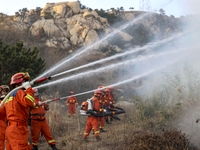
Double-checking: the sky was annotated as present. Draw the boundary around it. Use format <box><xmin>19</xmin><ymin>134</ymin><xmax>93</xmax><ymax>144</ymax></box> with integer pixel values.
<box><xmin>0</xmin><ymin>0</ymin><xmax>199</xmax><ymax>17</ymax></box>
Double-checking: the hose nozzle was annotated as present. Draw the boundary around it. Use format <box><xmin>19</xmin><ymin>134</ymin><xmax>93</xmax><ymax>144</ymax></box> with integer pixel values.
<box><xmin>52</xmin><ymin>98</ymin><xmax>60</xmax><ymax>101</ymax></box>
<box><xmin>32</xmin><ymin>76</ymin><xmax>52</xmax><ymax>85</ymax></box>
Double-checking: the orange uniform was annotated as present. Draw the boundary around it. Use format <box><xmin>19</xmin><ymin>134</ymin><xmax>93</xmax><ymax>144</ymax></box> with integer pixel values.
<box><xmin>3</xmin><ymin>88</ymin><xmax>35</xmax><ymax>150</ymax></box>
<box><xmin>66</xmin><ymin>95</ymin><xmax>78</xmax><ymax>117</ymax></box>
<box><xmin>30</xmin><ymin>97</ymin><xmax>56</xmax><ymax>147</ymax></box>
<box><xmin>0</xmin><ymin>100</ymin><xmax>6</xmax><ymax>150</ymax></box>
<box><xmin>103</xmin><ymin>92</ymin><xmax>111</xmax><ymax>123</ymax></box>
<box><xmin>0</xmin><ymin>85</ymin><xmax>10</xmax><ymax>150</ymax></box>
<box><xmin>98</xmin><ymin>95</ymin><xmax>106</xmax><ymax>131</ymax></box>
<box><xmin>83</xmin><ymin>96</ymin><xmax>103</xmax><ymax>140</ymax></box>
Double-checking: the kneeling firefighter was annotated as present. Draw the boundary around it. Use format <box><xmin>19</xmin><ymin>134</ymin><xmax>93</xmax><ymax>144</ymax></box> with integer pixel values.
<box><xmin>82</xmin><ymin>89</ymin><xmax>105</xmax><ymax>142</ymax></box>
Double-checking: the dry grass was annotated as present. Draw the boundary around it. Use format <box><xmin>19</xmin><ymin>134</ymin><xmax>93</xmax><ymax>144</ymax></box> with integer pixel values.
<box><xmin>36</xmin><ymin>99</ymin><xmax>198</xmax><ymax>150</ymax></box>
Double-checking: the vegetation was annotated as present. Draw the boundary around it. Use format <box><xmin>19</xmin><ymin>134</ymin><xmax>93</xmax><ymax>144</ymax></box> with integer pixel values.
<box><xmin>95</xmin><ymin>8</ymin><xmax>124</xmax><ymax>25</ymax></box>
<box><xmin>0</xmin><ymin>40</ymin><xmax>45</xmax><ymax>85</ymax></box>
<box><xmin>44</xmin><ymin>12</ymin><xmax>53</xmax><ymax>20</ymax></box>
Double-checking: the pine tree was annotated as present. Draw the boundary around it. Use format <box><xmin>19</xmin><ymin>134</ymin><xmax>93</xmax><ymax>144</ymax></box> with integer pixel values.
<box><xmin>0</xmin><ymin>40</ymin><xmax>45</xmax><ymax>85</ymax></box>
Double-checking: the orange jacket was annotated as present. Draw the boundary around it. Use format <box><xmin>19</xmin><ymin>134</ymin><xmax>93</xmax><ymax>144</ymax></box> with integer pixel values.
<box><xmin>30</xmin><ymin>97</ymin><xmax>49</xmax><ymax>120</ymax></box>
<box><xmin>3</xmin><ymin>88</ymin><xmax>35</xmax><ymax>122</ymax></box>
<box><xmin>92</xmin><ymin>96</ymin><xmax>103</xmax><ymax>113</ymax></box>
<box><xmin>0</xmin><ymin>105</ymin><xmax>6</xmax><ymax>120</ymax></box>
<box><xmin>0</xmin><ymin>100</ymin><xmax>6</xmax><ymax>123</ymax></box>
<box><xmin>108</xmin><ymin>91</ymin><xmax>114</xmax><ymax>103</ymax></box>
<box><xmin>103</xmin><ymin>94</ymin><xmax>111</xmax><ymax>107</ymax></box>
<box><xmin>66</xmin><ymin>96</ymin><xmax>78</xmax><ymax>106</ymax></box>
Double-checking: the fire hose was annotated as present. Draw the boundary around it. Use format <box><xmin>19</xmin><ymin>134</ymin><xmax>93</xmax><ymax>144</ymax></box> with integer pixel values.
<box><xmin>39</xmin><ymin>97</ymin><xmax>125</xmax><ymax>118</ymax></box>
<box><xmin>0</xmin><ymin>76</ymin><xmax>52</xmax><ymax>108</ymax></box>
<box><xmin>81</xmin><ymin>106</ymin><xmax>125</xmax><ymax>117</ymax></box>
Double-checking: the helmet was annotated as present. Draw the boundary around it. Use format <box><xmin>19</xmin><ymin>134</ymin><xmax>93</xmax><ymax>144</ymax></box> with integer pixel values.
<box><xmin>70</xmin><ymin>91</ymin><xmax>74</xmax><ymax>95</ymax></box>
<box><xmin>109</xmin><ymin>86</ymin><xmax>113</xmax><ymax>91</ymax></box>
<box><xmin>94</xmin><ymin>89</ymin><xmax>103</xmax><ymax>96</ymax></box>
<box><xmin>105</xmin><ymin>88</ymin><xmax>110</xmax><ymax>94</ymax></box>
<box><xmin>0</xmin><ymin>85</ymin><xmax>10</xmax><ymax>92</ymax></box>
<box><xmin>33</xmin><ymin>88</ymin><xmax>38</xmax><ymax>93</ymax></box>
<box><xmin>10</xmin><ymin>72</ymin><xmax>30</xmax><ymax>86</ymax></box>
<box><xmin>98</xmin><ymin>86</ymin><xmax>106</xmax><ymax>92</ymax></box>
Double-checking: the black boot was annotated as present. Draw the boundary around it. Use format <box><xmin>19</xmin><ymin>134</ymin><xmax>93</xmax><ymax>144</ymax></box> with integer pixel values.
<box><xmin>96</xmin><ymin>136</ymin><xmax>102</xmax><ymax>142</ymax></box>
<box><xmin>32</xmin><ymin>146</ymin><xmax>38</xmax><ymax>150</ymax></box>
<box><xmin>51</xmin><ymin>145</ymin><xmax>59</xmax><ymax>150</ymax></box>
<box><xmin>100</xmin><ymin>128</ymin><xmax>107</xmax><ymax>132</ymax></box>
<box><xmin>106</xmin><ymin>120</ymin><xmax>111</xmax><ymax>124</ymax></box>
<box><xmin>83</xmin><ymin>137</ymin><xmax>88</xmax><ymax>142</ymax></box>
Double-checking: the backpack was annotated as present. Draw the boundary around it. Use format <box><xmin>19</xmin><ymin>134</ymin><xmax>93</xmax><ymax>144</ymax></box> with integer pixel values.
<box><xmin>81</xmin><ymin>101</ymin><xmax>88</xmax><ymax>111</ymax></box>
<box><xmin>80</xmin><ymin>98</ymin><xmax>93</xmax><ymax>115</ymax></box>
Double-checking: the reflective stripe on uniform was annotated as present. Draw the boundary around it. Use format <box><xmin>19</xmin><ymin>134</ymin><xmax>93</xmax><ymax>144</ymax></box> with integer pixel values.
<box><xmin>25</xmin><ymin>94</ymin><xmax>34</xmax><ymax>102</ymax></box>
<box><xmin>48</xmin><ymin>139</ymin><xmax>55</xmax><ymax>144</ymax></box>
<box><xmin>94</xmin><ymin>131</ymin><xmax>100</xmax><ymax>135</ymax></box>
<box><xmin>4</xmin><ymin>97</ymin><xmax>13</xmax><ymax>104</ymax></box>
<box><xmin>32</xmin><ymin>142</ymin><xmax>38</xmax><ymax>146</ymax></box>
<box><xmin>84</xmin><ymin>132</ymin><xmax>88</xmax><ymax>135</ymax></box>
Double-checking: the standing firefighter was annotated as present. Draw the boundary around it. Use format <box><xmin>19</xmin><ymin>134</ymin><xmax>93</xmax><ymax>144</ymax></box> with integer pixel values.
<box><xmin>104</xmin><ymin>88</ymin><xmax>112</xmax><ymax>124</ymax></box>
<box><xmin>108</xmin><ymin>86</ymin><xmax>115</xmax><ymax>122</ymax></box>
<box><xmin>0</xmin><ymin>85</ymin><xmax>10</xmax><ymax>150</ymax></box>
<box><xmin>97</xmin><ymin>86</ymin><xmax>107</xmax><ymax>132</ymax></box>
<box><xmin>83</xmin><ymin>89</ymin><xmax>104</xmax><ymax>142</ymax></box>
<box><xmin>0</xmin><ymin>72</ymin><xmax>39</xmax><ymax>150</ymax></box>
<box><xmin>30</xmin><ymin>88</ymin><xmax>58</xmax><ymax>150</ymax></box>
<box><xmin>66</xmin><ymin>91</ymin><xmax>78</xmax><ymax>118</ymax></box>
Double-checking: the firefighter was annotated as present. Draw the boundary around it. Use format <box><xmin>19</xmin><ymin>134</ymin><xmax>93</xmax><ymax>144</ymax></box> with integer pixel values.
<box><xmin>0</xmin><ymin>85</ymin><xmax>10</xmax><ymax>150</ymax></box>
<box><xmin>104</xmin><ymin>88</ymin><xmax>112</xmax><ymax>124</ymax></box>
<box><xmin>30</xmin><ymin>88</ymin><xmax>58</xmax><ymax>150</ymax></box>
<box><xmin>66</xmin><ymin>91</ymin><xmax>78</xmax><ymax>118</ymax></box>
<box><xmin>0</xmin><ymin>72</ymin><xmax>39</xmax><ymax>150</ymax></box>
<box><xmin>108</xmin><ymin>86</ymin><xmax>115</xmax><ymax>122</ymax></box>
<box><xmin>97</xmin><ymin>86</ymin><xmax>107</xmax><ymax>132</ymax></box>
<box><xmin>83</xmin><ymin>89</ymin><xmax>104</xmax><ymax>142</ymax></box>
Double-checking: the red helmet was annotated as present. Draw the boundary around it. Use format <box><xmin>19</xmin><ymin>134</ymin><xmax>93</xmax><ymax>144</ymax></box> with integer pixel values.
<box><xmin>98</xmin><ymin>86</ymin><xmax>106</xmax><ymax>92</ymax></box>
<box><xmin>70</xmin><ymin>91</ymin><xmax>74</xmax><ymax>95</ymax></box>
<box><xmin>10</xmin><ymin>72</ymin><xmax>30</xmax><ymax>86</ymax></box>
<box><xmin>109</xmin><ymin>86</ymin><xmax>113</xmax><ymax>91</ymax></box>
<box><xmin>105</xmin><ymin>88</ymin><xmax>110</xmax><ymax>93</ymax></box>
<box><xmin>94</xmin><ymin>89</ymin><xmax>103</xmax><ymax>96</ymax></box>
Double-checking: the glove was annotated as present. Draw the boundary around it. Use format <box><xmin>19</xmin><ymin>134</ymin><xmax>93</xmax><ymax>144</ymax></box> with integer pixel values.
<box><xmin>35</xmin><ymin>101</ymin><xmax>42</xmax><ymax>106</ymax></box>
<box><xmin>104</xmin><ymin>109</ymin><xmax>107</xmax><ymax>113</ymax></box>
<box><xmin>22</xmin><ymin>81</ymin><xmax>31</xmax><ymax>89</ymax></box>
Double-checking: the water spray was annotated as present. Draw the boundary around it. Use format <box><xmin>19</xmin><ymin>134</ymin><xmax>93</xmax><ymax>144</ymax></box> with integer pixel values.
<box><xmin>50</xmin><ymin>32</ymin><xmax>183</xmax><ymax>79</ymax></box>
<box><xmin>41</xmin><ymin>26</ymin><xmax>199</xmax><ymax>80</ymax></box>
<box><xmin>35</xmin><ymin>45</ymin><xmax>196</xmax><ymax>90</ymax></box>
